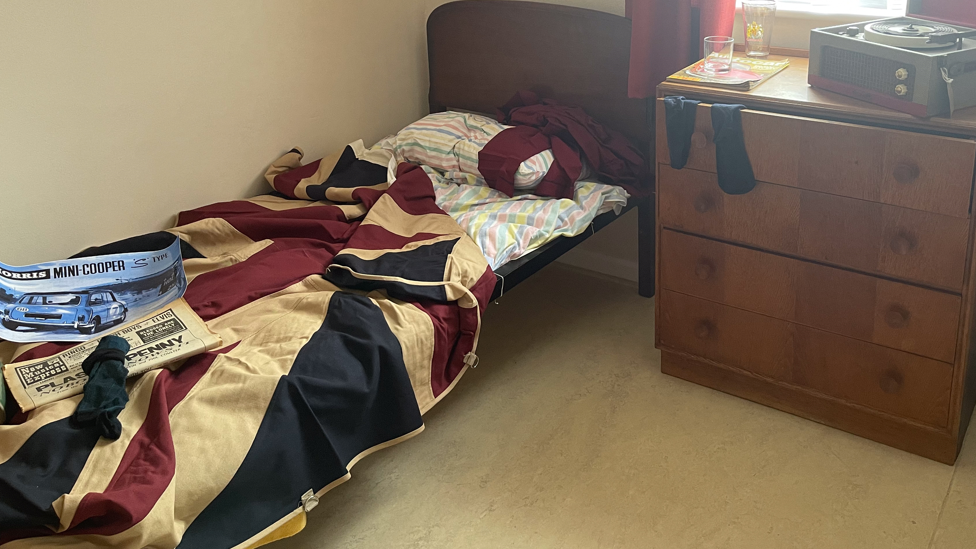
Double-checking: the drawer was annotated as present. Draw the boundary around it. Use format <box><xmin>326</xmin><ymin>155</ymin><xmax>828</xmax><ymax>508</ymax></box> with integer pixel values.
<box><xmin>658</xmin><ymin>290</ymin><xmax>953</xmax><ymax>427</ymax></box>
<box><xmin>659</xmin><ymin>165</ymin><xmax>971</xmax><ymax>291</ymax></box>
<box><xmin>655</xmin><ymin>99</ymin><xmax>976</xmax><ymax>218</ymax></box>
<box><xmin>660</xmin><ymin>230</ymin><xmax>962</xmax><ymax>362</ymax></box>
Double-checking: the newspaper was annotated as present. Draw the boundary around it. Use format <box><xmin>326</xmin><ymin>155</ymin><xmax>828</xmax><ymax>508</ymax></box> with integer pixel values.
<box><xmin>0</xmin><ymin>364</ymin><xmax>6</xmax><ymax>424</ymax></box>
<box><xmin>0</xmin><ymin>236</ymin><xmax>187</xmax><ymax>343</ymax></box>
<box><xmin>2</xmin><ymin>299</ymin><xmax>221</xmax><ymax>412</ymax></box>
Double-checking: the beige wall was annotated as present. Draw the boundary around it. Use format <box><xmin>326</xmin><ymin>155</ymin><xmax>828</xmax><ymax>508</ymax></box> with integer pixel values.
<box><xmin>0</xmin><ymin>0</ymin><xmax>430</xmax><ymax>265</ymax></box>
<box><xmin>1</xmin><ymin>0</ymin><xmax>625</xmax><ymax>267</ymax></box>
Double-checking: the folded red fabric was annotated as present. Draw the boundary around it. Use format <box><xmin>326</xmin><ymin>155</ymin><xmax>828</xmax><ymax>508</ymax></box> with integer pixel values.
<box><xmin>478</xmin><ymin>91</ymin><xmax>647</xmax><ymax>199</ymax></box>
<box><xmin>477</xmin><ymin>125</ymin><xmax>580</xmax><ymax>198</ymax></box>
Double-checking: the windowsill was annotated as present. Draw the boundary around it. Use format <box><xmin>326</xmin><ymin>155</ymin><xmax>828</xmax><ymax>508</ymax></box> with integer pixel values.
<box><xmin>736</xmin><ymin>2</ymin><xmax>901</xmax><ymax>21</ymax></box>
<box><xmin>731</xmin><ymin>3</ymin><xmax>898</xmax><ymax>50</ymax></box>
<box><xmin>772</xmin><ymin>7</ymin><xmax>897</xmax><ymax>20</ymax></box>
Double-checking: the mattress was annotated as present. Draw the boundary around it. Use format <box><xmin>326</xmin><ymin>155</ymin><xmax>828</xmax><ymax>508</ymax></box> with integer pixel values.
<box><xmin>372</xmin><ymin>111</ymin><xmax>631</xmax><ymax>270</ymax></box>
<box><xmin>369</xmin><ymin>141</ymin><xmax>628</xmax><ymax>270</ymax></box>
<box><xmin>424</xmin><ymin>167</ymin><xmax>628</xmax><ymax>270</ymax></box>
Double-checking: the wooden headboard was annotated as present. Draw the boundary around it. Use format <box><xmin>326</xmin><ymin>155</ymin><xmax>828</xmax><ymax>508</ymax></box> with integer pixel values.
<box><xmin>427</xmin><ymin>0</ymin><xmax>652</xmax><ymax>162</ymax></box>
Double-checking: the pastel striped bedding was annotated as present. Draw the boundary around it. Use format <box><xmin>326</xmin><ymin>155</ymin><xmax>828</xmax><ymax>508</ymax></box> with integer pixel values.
<box><xmin>421</xmin><ymin>166</ymin><xmax>628</xmax><ymax>270</ymax></box>
<box><xmin>375</xmin><ymin>113</ymin><xmax>630</xmax><ymax>270</ymax></box>
<box><xmin>382</xmin><ymin>111</ymin><xmax>555</xmax><ymax>191</ymax></box>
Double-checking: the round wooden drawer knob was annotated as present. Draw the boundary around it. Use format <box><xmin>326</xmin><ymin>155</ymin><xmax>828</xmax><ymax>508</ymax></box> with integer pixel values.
<box><xmin>893</xmin><ymin>162</ymin><xmax>920</xmax><ymax>184</ymax></box>
<box><xmin>885</xmin><ymin>306</ymin><xmax>911</xmax><ymax>329</ymax></box>
<box><xmin>879</xmin><ymin>370</ymin><xmax>904</xmax><ymax>395</ymax></box>
<box><xmin>695</xmin><ymin>320</ymin><xmax>714</xmax><ymax>339</ymax></box>
<box><xmin>694</xmin><ymin>194</ymin><xmax>715</xmax><ymax>214</ymax></box>
<box><xmin>889</xmin><ymin>233</ymin><xmax>917</xmax><ymax>256</ymax></box>
<box><xmin>695</xmin><ymin>259</ymin><xmax>715</xmax><ymax>280</ymax></box>
<box><xmin>691</xmin><ymin>131</ymin><xmax>708</xmax><ymax>149</ymax></box>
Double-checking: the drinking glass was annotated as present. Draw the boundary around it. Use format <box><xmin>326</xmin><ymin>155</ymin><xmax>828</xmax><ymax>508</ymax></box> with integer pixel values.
<box><xmin>703</xmin><ymin>36</ymin><xmax>734</xmax><ymax>74</ymax></box>
<box><xmin>742</xmin><ymin>0</ymin><xmax>776</xmax><ymax>57</ymax></box>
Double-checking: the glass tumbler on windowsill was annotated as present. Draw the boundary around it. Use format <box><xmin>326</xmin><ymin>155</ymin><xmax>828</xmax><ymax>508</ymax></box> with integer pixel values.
<box><xmin>742</xmin><ymin>0</ymin><xmax>776</xmax><ymax>57</ymax></box>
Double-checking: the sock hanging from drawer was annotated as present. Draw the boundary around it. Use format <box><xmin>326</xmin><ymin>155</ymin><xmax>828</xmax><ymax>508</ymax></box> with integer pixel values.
<box><xmin>710</xmin><ymin>104</ymin><xmax>756</xmax><ymax>195</ymax></box>
<box><xmin>663</xmin><ymin>96</ymin><xmax>700</xmax><ymax>169</ymax></box>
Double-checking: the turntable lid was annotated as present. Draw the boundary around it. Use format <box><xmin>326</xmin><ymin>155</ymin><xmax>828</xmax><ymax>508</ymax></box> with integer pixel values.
<box><xmin>907</xmin><ymin>0</ymin><xmax>976</xmax><ymax>29</ymax></box>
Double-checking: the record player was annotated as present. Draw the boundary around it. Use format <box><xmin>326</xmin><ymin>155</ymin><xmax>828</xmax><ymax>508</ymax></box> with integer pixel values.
<box><xmin>809</xmin><ymin>1</ymin><xmax>976</xmax><ymax>117</ymax></box>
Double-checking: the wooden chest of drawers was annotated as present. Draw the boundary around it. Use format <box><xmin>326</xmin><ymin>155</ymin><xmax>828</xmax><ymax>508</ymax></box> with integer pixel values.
<box><xmin>655</xmin><ymin>57</ymin><xmax>976</xmax><ymax>464</ymax></box>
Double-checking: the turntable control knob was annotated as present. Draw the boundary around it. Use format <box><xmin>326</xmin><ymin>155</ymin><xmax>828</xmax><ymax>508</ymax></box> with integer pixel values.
<box><xmin>845</xmin><ymin>26</ymin><xmax>860</xmax><ymax>37</ymax></box>
<box><xmin>895</xmin><ymin>84</ymin><xmax>908</xmax><ymax>96</ymax></box>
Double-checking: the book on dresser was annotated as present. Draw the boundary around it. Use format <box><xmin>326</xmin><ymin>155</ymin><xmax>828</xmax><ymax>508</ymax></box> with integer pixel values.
<box><xmin>655</xmin><ymin>55</ymin><xmax>976</xmax><ymax>464</ymax></box>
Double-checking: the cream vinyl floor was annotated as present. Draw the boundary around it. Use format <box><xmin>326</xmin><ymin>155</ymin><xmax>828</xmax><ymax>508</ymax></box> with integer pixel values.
<box><xmin>274</xmin><ymin>264</ymin><xmax>976</xmax><ymax>549</ymax></box>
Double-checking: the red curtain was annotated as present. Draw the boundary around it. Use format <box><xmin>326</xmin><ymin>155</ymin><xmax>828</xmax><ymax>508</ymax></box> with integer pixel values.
<box><xmin>908</xmin><ymin>0</ymin><xmax>976</xmax><ymax>28</ymax></box>
<box><xmin>625</xmin><ymin>0</ymin><xmax>737</xmax><ymax>98</ymax></box>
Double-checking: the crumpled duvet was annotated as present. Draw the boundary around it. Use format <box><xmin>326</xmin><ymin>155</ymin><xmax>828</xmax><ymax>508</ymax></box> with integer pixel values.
<box><xmin>0</xmin><ymin>149</ymin><xmax>493</xmax><ymax>549</ymax></box>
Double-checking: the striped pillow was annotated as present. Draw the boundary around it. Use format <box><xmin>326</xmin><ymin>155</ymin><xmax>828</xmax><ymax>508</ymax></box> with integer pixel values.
<box><xmin>389</xmin><ymin>111</ymin><xmax>554</xmax><ymax>191</ymax></box>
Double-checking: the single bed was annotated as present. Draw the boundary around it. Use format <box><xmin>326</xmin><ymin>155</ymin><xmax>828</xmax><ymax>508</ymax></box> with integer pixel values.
<box><xmin>0</xmin><ymin>2</ymin><xmax>654</xmax><ymax>548</ymax></box>
<box><xmin>427</xmin><ymin>0</ymin><xmax>655</xmax><ymax>300</ymax></box>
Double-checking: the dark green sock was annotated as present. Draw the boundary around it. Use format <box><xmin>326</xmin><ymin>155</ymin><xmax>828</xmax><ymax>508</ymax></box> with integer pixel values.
<box><xmin>72</xmin><ymin>335</ymin><xmax>131</xmax><ymax>440</ymax></box>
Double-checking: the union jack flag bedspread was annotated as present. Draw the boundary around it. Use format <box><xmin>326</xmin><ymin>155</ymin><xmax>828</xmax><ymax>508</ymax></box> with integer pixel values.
<box><xmin>0</xmin><ymin>145</ymin><xmax>494</xmax><ymax>548</ymax></box>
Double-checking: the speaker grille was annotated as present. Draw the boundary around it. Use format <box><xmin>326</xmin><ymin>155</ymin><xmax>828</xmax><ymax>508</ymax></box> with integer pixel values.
<box><xmin>821</xmin><ymin>46</ymin><xmax>916</xmax><ymax>101</ymax></box>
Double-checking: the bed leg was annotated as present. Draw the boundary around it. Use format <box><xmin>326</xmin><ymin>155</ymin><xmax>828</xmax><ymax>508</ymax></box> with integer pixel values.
<box><xmin>637</xmin><ymin>194</ymin><xmax>655</xmax><ymax>298</ymax></box>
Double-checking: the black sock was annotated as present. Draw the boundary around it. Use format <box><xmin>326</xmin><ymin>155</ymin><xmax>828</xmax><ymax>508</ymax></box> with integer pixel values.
<box><xmin>710</xmin><ymin>104</ymin><xmax>756</xmax><ymax>195</ymax></box>
<box><xmin>663</xmin><ymin>96</ymin><xmax>700</xmax><ymax>169</ymax></box>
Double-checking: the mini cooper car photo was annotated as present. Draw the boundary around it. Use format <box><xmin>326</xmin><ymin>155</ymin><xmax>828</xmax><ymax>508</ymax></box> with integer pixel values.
<box><xmin>1</xmin><ymin>290</ymin><xmax>128</xmax><ymax>334</ymax></box>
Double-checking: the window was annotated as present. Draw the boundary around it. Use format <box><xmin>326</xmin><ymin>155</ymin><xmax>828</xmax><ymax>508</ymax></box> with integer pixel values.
<box><xmin>773</xmin><ymin>0</ymin><xmax>906</xmax><ymax>16</ymax></box>
<box><xmin>21</xmin><ymin>294</ymin><xmax>83</xmax><ymax>306</ymax></box>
